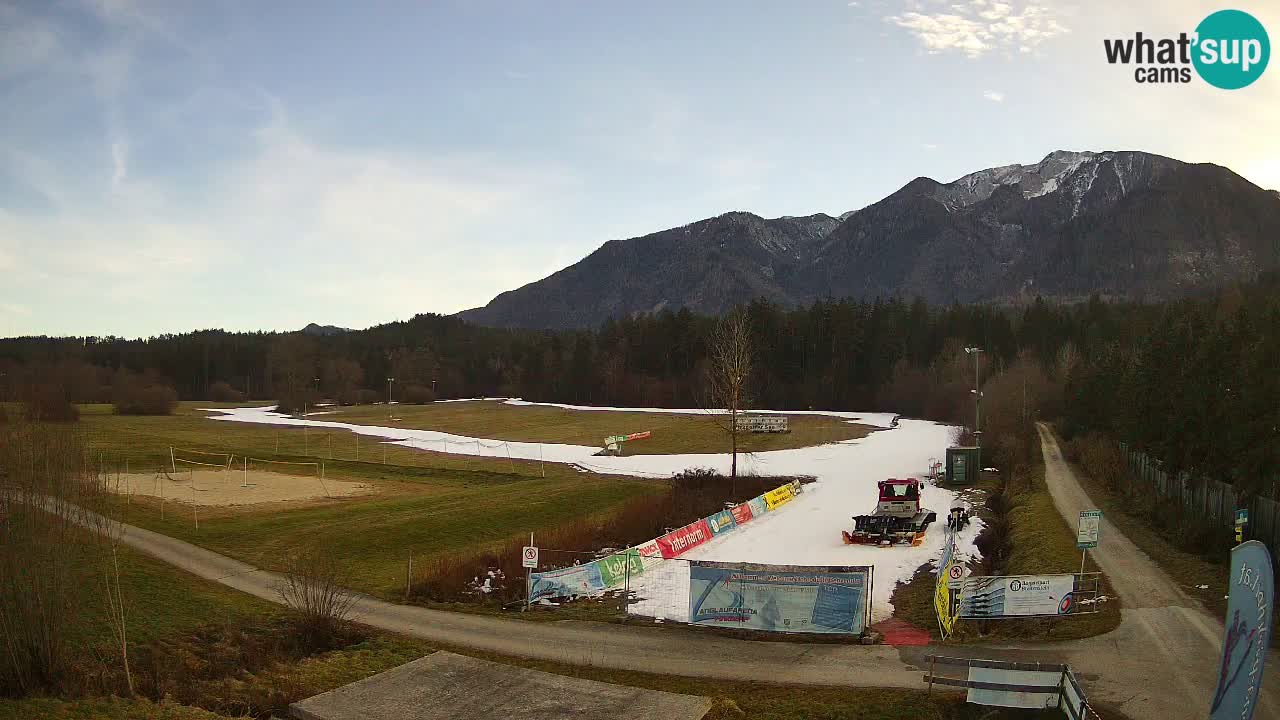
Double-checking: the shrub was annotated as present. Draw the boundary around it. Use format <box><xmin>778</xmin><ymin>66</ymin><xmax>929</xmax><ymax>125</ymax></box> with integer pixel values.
<box><xmin>277</xmin><ymin>547</ymin><xmax>356</xmax><ymax>648</ymax></box>
<box><xmin>410</xmin><ymin>470</ymin><xmax>799</xmax><ymax>603</ymax></box>
<box><xmin>113</xmin><ymin>384</ymin><xmax>177</xmax><ymax>416</ymax></box>
<box><xmin>21</xmin><ymin>384</ymin><xmax>79</xmax><ymax>423</ymax></box>
<box><xmin>399</xmin><ymin>384</ymin><xmax>436</xmax><ymax>404</ymax></box>
<box><xmin>208</xmin><ymin>381</ymin><xmax>245</xmax><ymax>403</ymax></box>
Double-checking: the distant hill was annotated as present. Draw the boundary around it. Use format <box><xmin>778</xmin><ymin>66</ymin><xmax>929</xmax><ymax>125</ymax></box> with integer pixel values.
<box><xmin>300</xmin><ymin>323</ymin><xmax>351</xmax><ymax>336</ymax></box>
<box><xmin>458</xmin><ymin>150</ymin><xmax>1280</xmax><ymax>329</ymax></box>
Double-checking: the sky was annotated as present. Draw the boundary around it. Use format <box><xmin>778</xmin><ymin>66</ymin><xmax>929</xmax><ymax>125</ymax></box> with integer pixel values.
<box><xmin>2</xmin><ymin>0</ymin><xmax>1278</xmax><ymax>338</ymax></box>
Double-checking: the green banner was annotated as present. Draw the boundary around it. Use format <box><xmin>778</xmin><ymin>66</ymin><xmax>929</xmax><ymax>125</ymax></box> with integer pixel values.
<box><xmin>598</xmin><ymin>548</ymin><xmax>645</xmax><ymax>588</ymax></box>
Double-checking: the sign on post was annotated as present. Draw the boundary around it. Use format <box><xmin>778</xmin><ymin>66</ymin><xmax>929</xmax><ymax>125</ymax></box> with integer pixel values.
<box><xmin>1076</xmin><ymin>510</ymin><xmax>1101</xmax><ymax>549</ymax></box>
<box><xmin>522</xmin><ymin>546</ymin><xmax>539</xmax><ymax>569</ymax></box>
<box><xmin>1235</xmin><ymin>509</ymin><xmax>1249</xmax><ymax>543</ymax></box>
<box><xmin>1210</xmin><ymin>540</ymin><xmax>1273</xmax><ymax>720</ymax></box>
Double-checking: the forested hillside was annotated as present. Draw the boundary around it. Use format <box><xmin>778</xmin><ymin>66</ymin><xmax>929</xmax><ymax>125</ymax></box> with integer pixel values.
<box><xmin>2</xmin><ymin>274</ymin><xmax>1276</xmax><ymax>493</ymax></box>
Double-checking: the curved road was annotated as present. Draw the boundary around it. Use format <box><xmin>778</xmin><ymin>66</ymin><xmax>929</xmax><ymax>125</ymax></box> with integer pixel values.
<box><xmin>101</xmin><ymin>425</ymin><xmax>1279</xmax><ymax>719</ymax></box>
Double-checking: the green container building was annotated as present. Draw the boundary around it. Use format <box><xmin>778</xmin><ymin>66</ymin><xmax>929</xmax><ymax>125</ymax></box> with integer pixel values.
<box><xmin>946</xmin><ymin>446</ymin><xmax>981</xmax><ymax>485</ymax></box>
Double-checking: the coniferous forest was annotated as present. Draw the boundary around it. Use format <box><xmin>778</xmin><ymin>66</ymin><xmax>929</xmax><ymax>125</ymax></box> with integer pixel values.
<box><xmin>2</xmin><ymin>272</ymin><xmax>1276</xmax><ymax>494</ymax></box>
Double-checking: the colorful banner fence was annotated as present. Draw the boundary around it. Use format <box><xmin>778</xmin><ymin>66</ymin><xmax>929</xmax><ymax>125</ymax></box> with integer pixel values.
<box><xmin>527</xmin><ymin>480</ymin><xmax>804</xmax><ymax>602</ymax></box>
<box><xmin>528</xmin><ymin>562</ymin><xmax>604</xmax><ymax>603</ymax></box>
<box><xmin>688</xmin><ymin>561</ymin><xmax>872</xmax><ymax>634</ymax></box>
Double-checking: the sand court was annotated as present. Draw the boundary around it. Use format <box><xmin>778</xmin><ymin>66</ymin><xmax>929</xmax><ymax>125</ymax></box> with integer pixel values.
<box><xmin>108</xmin><ymin>468</ymin><xmax>375</xmax><ymax>507</ymax></box>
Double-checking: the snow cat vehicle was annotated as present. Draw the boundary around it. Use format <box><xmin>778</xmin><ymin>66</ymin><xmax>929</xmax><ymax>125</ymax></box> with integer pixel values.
<box><xmin>841</xmin><ymin>478</ymin><xmax>937</xmax><ymax>546</ymax></box>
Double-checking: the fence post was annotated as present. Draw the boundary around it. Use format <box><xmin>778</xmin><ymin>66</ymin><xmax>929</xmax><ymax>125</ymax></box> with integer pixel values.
<box><xmin>405</xmin><ymin>554</ymin><xmax>413</xmax><ymax>601</ymax></box>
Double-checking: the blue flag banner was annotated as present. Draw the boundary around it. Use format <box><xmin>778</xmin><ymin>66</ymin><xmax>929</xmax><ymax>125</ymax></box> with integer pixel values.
<box><xmin>1210</xmin><ymin>540</ymin><xmax>1273</xmax><ymax>720</ymax></box>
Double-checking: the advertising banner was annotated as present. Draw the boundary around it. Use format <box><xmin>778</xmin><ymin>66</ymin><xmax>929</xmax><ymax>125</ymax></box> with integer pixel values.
<box><xmin>529</xmin><ymin>562</ymin><xmax>605</xmax><ymax>602</ymax></box>
<box><xmin>597</xmin><ymin>548</ymin><xmax>644</xmax><ymax>588</ymax></box>
<box><xmin>730</xmin><ymin>502</ymin><xmax>754</xmax><ymax>525</ymax></box>
<box><xmin>688</xmin><ymin>562</ymin><xmax>870</xmax><ymax>634</ymax></box>
<box><xmin>707</xmin><ymin>509</ymin><xmax>736</xmax><ymax>534</ymax></box>
<box><xmin>959</xmin><ymin>575</ymin><xmax>1076</xmax><ymax>618</ymax></box>
<box><xmin>764</xmin><ymin>484</ymin><xmax>794</xmax><ymax>510</ymax></box>
<box><xmin>934</xmin><ymin>535</ymin><xmax>962</xmax><ymax>637</ymax></box>
<box><xmin>1210</xmin><ymin>540</ymin><xmax>1274</xmax><ymax>720</ymax></box>
<box><xmin>748</xmin><ymin>495</ymin><xmax>768</xmax><ymax>518</ymax></box>
<box><xmin>656</xmin><ymin>518</ymin><xmax>712</xmax><ymax>558</ymax></box>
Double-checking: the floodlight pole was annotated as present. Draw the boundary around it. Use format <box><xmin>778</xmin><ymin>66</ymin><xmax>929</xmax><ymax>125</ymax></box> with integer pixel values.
<box><xmin>387</xmin><ymin>377</ymin><xmax>395</xmax><ymax>421</ymax></box>
<box><xmin>964</xmin><ymin>347</ymin><xmax>984</xmax><ymax>449</ymax></box>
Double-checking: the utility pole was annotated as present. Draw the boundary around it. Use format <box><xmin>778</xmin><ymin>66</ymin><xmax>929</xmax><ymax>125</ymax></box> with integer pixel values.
<box><xmin>964</xmin><ymin>347</ymin><xmax>984</xmax><ymax>450</ymax></box>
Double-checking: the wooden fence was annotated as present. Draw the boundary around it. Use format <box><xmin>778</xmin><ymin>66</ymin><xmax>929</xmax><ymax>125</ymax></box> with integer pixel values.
<box><xmin>1118</xmin><ymin>443</ymin><xmax>1280</xmax><ymax>561</ymax></box>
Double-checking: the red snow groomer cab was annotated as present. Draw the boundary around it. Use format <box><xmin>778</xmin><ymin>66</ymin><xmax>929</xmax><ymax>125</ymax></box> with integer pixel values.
<box><xmin>841</xmin><ymin>478</ymin><xmax>937</xmax><ymax>547</ymax></box>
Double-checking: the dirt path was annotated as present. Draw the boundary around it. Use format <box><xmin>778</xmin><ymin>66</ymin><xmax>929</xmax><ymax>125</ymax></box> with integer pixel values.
<box><xmin>1029</xmin><ymin>422</ymin><xmax>1280</xmax><ymax>720</ymax></box>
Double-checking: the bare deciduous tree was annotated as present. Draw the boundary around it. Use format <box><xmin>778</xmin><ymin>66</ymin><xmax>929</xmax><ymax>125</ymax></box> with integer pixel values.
<box><xmin>277</xmin><ymin>546</ymin><xmax>356</xmax><ymax>645</ymax></box>
<box><xmin>705</xmin><ymin>308</ymin><xmax>753</xmax><ymax>492</ymax></box>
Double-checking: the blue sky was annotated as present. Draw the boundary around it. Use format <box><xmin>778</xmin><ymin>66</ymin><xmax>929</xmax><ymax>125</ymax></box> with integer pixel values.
<box><xmin>2</xmin><ymin>0</ymin><xmax>1278</xmax><ymax>337</ymax></box>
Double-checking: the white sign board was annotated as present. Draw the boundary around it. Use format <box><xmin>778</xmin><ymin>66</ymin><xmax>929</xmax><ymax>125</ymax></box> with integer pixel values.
<box><xmin>959</xmin><ymin>575</ymin><xmax>1077</xmax><ymax>618</ymax></box>
<box><xmin>1077</xmin><ymin>510</ymin><xmax>1102</xmax><ymax>549</ymax></box>
<box><xmin>967</xmin><ymin>667</ymin><xmax>1061</xmax><ymax>709</ymax></box>
<box><xmin>521</xmin><ymin>546</ymin><xmax>539</xmax><ymax>569</ymax></box>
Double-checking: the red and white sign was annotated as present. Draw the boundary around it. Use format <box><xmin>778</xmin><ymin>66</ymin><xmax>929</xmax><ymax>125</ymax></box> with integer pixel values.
<box><xmin>636</xmin><ymin>540</ymin><xmax>662</xmax><ymax>558</ymax></box>
<box><xmin>656</xmin><ymin>519</ymin><xmax>712</xmax><ymax>558</ymax></box>
<box><xmin>522</xmin><ymin>546</ymin><xmax>539</xmax><ymax>569</ymax></box>
<box><xmin>730</xmin><ymin>503</ymin><xmax>754</xmax><ymax>525</ymax></box>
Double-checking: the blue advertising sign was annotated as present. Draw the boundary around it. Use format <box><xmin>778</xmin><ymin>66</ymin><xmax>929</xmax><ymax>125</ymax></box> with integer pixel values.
<box><xmin>1211</xmin><ymin>540</ymin><xmax>1273</xmax><ymax>720</ymax></box>
<box><xmin>529</xmin><ymin>562</ymin><xmax>605</xmax><ymax>603</ymax></box>
<box><xmin>688</xmin><ymin>561</ymin><xmax>870</xmax><ymax>634</ymax></box>
<box><xmin>747</xmin><ymin>495</ymin><xmax>768</xmax><ymax>518</ymax></box>
<box><xmin>706</xmin><ymin>509</ymin><xmax>736</xmax><ymax>535</ymax></box>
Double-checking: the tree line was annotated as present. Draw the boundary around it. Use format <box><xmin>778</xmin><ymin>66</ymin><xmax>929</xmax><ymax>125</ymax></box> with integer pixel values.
<box><xmin>2</xmin><ymin>273</ymin><xmax>1275</xmax><ymax>493</ymax></box>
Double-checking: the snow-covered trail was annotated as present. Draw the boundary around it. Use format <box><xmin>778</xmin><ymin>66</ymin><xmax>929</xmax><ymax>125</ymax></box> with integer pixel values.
<box><xmin>202</xmin><ymin>401</ymin><xmax>982</xmax><ymax>619</ymax></box>
<box><xmin>202</xmin><ymin>400</ymin><xmax>898</xmax><ymax>479</ymax></box>
<box><xmin>625</xmin><ymin>419</ymin><xmax>983</xmax><ymax>622</ymax></box>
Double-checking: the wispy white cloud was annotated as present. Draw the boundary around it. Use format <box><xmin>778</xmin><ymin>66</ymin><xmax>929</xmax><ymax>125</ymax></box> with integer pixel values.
<box><xmin>983</xmin><ymin>90</ymin><xmax>1005</xmax><ymax>102</ymax></box>
<box><xmin>886</xmin><ymin>1</ymin><xmax>1068</xmax><ymax>58</ymax></box>
<box><xmin>110</xmin><ymin>141</ymin><xmax>129</xmax><ymax>186</ymax></box>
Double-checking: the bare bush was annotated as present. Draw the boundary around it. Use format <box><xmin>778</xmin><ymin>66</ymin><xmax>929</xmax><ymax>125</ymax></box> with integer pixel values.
<box><xmin>277</xmin><ymin>547</ymin><xmax>357</xmax><ymax>645</ymax></box>
<box><xmin>0</xmin><ymin>417</ymin><xmax>106</xmax><ymax>695</ymax></box>
<box><xmin>20</xmin><ymin>383</ymin><xmax>79</xmax><ymax>423</ymax></box>
<box><xmin>208</xmin><ymin>382</ymin><xmax>245</xmax><ymax>403</ymax></box>
<box><xmin>112</xmin><ymin>370</ymin><xmax>178</xmax><ymax>416</ymax></box>
<box><xmin>399</xmin><ymin>384</ymin><xmax>436</xmax><ymax>404</ymax></box>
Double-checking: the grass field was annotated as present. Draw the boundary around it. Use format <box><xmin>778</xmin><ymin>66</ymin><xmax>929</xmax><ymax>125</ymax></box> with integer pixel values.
<box><xmin>322</xmin><ymin>399</ymin><xmax>873</xmax><ymax>454</ymax></box>
<box><xmin>6</xmin><ymin>541</ymin><xmax>1095</xmax><ymax>720</ymax></box>
<box><xmin>78</xmin><ymin>403</ymin><xmax>661</xmax><ymax>599</ymax></box>
<box><xmin>4</xmin><ymin>529</ymin><xmax>1096</xmax><ymax>720</ymax></box>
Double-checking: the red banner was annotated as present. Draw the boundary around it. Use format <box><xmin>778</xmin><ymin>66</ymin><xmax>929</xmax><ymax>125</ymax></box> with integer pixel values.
<box><xmin>731</xmin><ymin>502</ymin><xmax>754</xmax><ymax>525</ymax></box>
<box><xmin>656</xmin><ymin>518</ymin><xmax>712</xmax><ymax>558</ymax></box>
<box><xmin>637</xmin><ymin>540</ymin><xmax>662</xmax><ymax>558</ymax></box>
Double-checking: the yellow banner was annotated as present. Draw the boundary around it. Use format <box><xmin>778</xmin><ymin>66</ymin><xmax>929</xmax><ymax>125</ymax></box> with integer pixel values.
<box><xmin>764</xmin><ymin>484</ymin><xmax>794</xmax><ymax>510</ymax></box>
<box><xmin>934</xmin><ymin>556</ymin><xmax>961</xmax><ymax>637</ymax></box>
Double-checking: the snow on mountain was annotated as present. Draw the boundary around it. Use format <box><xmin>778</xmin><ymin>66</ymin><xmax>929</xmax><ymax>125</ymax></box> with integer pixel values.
<box><xmin>937</xmin><ymin>150</ymin><xmax>1098</xmax><ymax>206</ymax></box>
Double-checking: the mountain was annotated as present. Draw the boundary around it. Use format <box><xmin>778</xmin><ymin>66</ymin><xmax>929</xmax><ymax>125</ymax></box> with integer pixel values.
<box><xmin>458</xmin><ymin>212</ymin><xmax>839</xmax><ymax>328</ymax></box>
<box><xmin>459</xmin><ymin>150</ymin><xmax>1280</xmax><ymax>329</ymax></box>
<box><xmin>300</xmin><ymin>323</ymin><xmax>351</xmax><ymax>336</ymax></box>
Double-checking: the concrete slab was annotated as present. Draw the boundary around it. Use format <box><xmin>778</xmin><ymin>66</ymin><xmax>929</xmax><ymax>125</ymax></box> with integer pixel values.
<box><xmin>289</xmin><ymin>651</ymin><xmax>712</xmax><ymax>720</ymax></box>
